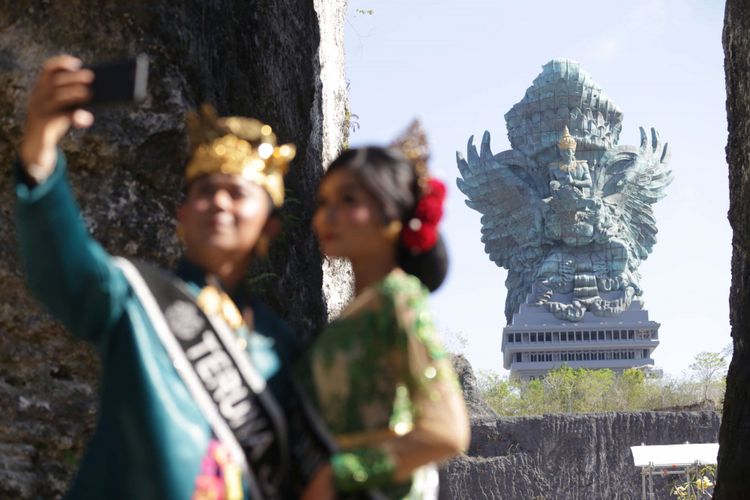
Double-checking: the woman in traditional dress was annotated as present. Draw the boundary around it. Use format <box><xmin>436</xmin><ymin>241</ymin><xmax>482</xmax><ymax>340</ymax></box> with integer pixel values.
<box><xmin>302</xmin><ymin>123</ymin><xmax>471</xmax><ymax>499</ymax></box>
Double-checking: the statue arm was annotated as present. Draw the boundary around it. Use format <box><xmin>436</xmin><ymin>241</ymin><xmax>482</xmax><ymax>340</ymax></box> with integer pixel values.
<box><xmin>571</xmin><ymin>163</ymin><xmax>592</xmax><ymax>188</ymax></box>
<box><xmin>548</xmin><ymin>164</ymin><xmax>562</xmax><ymax>189</ymax></box>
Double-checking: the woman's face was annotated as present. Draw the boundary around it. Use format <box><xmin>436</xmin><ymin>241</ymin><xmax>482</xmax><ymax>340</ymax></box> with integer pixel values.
<box><xmin>178</xmin><ymin>173</ymin><xmax>272</xmax><ymax>262</ymax></box>
<box><xmin>313</xmin><ymin>169</ymin><xmax>395</xmax><ymax>260</ymax></box>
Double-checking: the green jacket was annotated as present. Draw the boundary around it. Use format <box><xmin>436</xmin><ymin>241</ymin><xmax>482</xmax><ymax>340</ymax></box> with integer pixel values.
<box><xmin>14</xmin><ymin>153</ymin><xmax>299</xmax><ymax>499</ymax></box>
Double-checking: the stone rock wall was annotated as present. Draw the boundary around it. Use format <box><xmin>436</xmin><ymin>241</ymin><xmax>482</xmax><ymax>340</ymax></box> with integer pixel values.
<box><xmin>452</xmin><ymin>354</ymin><xmax>496</xmax><ymax>418</ymax></box>
<box><xmin>312</xmin><ymin>0</ymin><xmax>354</xmax><ymax>319</ymax></box>
<box><xmin>0</xmin><ymin>1</ymin><xmax>348</xmax><ymax>497</ymax></box>
<box><xmin>441</xmin><ymin>411</ymin><xmax>720</xmax><ymax>500</ymax></box>
<box><xmin>717</xmin><ymin>1</ymin><xmax>750</xmax><ymax>496</ymax></box>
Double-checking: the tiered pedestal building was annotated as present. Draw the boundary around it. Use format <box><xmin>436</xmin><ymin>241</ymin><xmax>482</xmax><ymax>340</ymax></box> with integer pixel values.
<box><xmin>502</xmin><ymin>299</ymin><xmax>660</xmax><ymax>380</ymax></box>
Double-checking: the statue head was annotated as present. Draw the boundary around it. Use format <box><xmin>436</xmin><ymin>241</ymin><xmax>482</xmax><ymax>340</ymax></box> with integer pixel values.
<box><xmin>504</xmin><ymin>60</ymin><xmax>624</xmax><ymax>157</ymax></box>
<box><xmin>557</xmin><ymin>126</ymin><xmax>576</xmax><ymax>162</ymax></box>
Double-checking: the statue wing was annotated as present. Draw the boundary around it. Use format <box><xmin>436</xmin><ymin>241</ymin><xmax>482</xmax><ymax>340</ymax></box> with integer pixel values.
<box><xmin>456</xmin><ymin>131</ymin><xmax>547</xmax><ymax>270</ymax></box>
<box><xmin>457</xmin><ymin>132</ymin><xmax>549</xmax><ymax>324</ymax></box>
<box><xmin>595</xmin><ymin>127</ymin><xmax>672</xmax><ymax>261</ymax></box>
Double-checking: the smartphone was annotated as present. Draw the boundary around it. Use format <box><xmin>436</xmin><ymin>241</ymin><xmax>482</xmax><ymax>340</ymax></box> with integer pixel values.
<box><xmin>85</xmin><ymin>54</ymin><xmax>148</xmax><ymax>107</ymax></box>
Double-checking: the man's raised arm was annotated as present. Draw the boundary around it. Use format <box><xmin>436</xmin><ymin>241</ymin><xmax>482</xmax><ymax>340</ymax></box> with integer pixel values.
<box><xmin>15</xmin><ymin>55</ymin><xmax>128</xmax><ymax>345</ymax></box>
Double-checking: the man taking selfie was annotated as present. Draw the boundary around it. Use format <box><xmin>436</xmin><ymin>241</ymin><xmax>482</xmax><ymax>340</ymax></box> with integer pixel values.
<box><xmin>14</xmin><ymin>55</ymin><xmax>325</xmax><ymax>499</ymax></box>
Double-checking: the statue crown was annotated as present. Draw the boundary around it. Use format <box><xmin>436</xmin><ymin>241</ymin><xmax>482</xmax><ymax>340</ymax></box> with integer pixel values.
<box><xmin>557</xmin><ymin>126</ymin><xmax>577</xmax><ymax>151</ymax></box>
<box><xmin>184</xmin><ymin>104</ymin><xmax>295</xmax><ymax>207</ymax></box>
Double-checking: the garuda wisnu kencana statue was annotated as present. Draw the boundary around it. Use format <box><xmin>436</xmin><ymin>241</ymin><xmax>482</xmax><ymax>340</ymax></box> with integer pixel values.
<box><xmin>457</xmin><ymin>59</ymin><xmax>672</xmax><ymax>324</ymax></box>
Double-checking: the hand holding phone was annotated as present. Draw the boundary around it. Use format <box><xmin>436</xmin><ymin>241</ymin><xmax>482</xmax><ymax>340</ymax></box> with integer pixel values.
<box><xmin>20</xmin><ymin>54</ymin><xmax>149</xmax><ymax>181</ymax></box>
<box><xmin>20</xmin><ymin>55</ymin><xmax>95</xmax><ymax>178</ymax></box>
<box><xmin>86</xmin><ymin>54</ymin><xmax>148</xmax><ymax>107</ymax></box>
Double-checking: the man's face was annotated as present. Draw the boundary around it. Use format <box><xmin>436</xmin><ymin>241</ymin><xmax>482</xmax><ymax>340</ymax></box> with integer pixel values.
<box><xmin>178</xmin><ymin>173</ymin><xmax>272</xmax><ymax>262</ymax></box>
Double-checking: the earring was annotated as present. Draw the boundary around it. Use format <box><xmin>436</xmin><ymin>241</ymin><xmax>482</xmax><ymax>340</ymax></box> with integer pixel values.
<box><xmin>176</xmin><ymin>224</ymin><xmax>186</xmax><ymax>245</ymax></box>
<box><xmin>255</xmin><ymin>235</ymin><xmax>271</xmax><ymax>259</ymax></box>
<box><xmin>383</xmin><ymin>220</ymin><xmax>403</xmax><ymax>242</ymax></box>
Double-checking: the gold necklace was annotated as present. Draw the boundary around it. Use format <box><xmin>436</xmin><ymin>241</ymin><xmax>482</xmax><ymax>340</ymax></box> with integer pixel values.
<box><xmin>196</xmin><ymin>283</ymin><xmax>244</xmax><ymax>331</ymax></box>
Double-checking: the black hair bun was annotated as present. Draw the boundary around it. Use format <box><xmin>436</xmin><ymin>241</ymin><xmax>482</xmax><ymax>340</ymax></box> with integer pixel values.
<box><xmin>398</xmin><ymin>234</ymin><xmax>448</xmax><ymax>292</ymax></box>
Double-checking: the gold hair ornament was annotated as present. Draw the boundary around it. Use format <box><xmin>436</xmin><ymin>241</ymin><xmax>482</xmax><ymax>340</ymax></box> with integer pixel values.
<box><xmin>184</xmin><ymin>104</ymin><xmax>296</xmax><ymax>207</ymax></box>
<box><xmin>390</xmin><ymin>119</ymin><xmax>430</xmax><ymax>194</ymax></box>
<box><xmin>389</xmin><ymin>119</ymin><xmax>446</xmax><ymax>255</ymax></box>
<box><xmin>557</xmin><ymin>126</ymin><xmax>577</xmax><ymax>151</ymax></box>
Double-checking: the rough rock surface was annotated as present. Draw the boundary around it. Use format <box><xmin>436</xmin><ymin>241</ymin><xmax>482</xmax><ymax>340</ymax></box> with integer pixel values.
<box><xmin>444</xmin><ymin>357</ymin><xmax>720</xmax><ymax>499</ymax></box>
<box><xmin>717</xmin><ymin>1</ymin><xmax>750</xmax><ymax>496</ymax></box>
<box><xmin>452</xmin><ymin>353</ymin><xmax>496</xmax><ymax>418</ymax></box>
<box><xmin>0</xmin><ymin>1</ymin><xmax>347</xmax><ymax>497</ymax></box>
<box><xmin>441</xmin><ymin>411</ymin><xmax>720</xmax><ymax>500</ymax></box>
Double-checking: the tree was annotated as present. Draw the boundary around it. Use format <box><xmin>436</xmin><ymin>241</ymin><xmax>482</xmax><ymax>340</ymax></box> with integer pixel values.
<box><xmin>477</xmin><ymin>370</ymin><xmax>518</xmax><ymax>414</ymax></box>
<box><xmin>517</xmin><ymin>378</ymin><xmax>546</xmax><ymax>415</ymax></box>
<box><xmin>542</xmin><ymin>365</ymin><xmax>581</xmax><ymax>413</ymax></box>
<box><xmin>442</xmin><ymin>330</ymin><xmax>468</xmax><ymax>355</ymax></box>
<box><xmin>581</xmin><ymin>368</ymin><xmax>616</xmax><ymax>412</ymax></box>
<box><xmin>476</xmin><ymin>362</ymin><xmax>725</xmax><ymax>416</ymax></box>
<box><xmin>688</xmin><ymin>352</ymin><xmax>728</xmax><ymax>404</ymax></box>
<box><xmin>616</xmin><ymin>368</ymin><xmax>646</xmax><ymax>410</ymax></box>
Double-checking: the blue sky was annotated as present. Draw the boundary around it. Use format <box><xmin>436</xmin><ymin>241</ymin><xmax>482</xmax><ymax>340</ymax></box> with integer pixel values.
<box><xmin>344</xmin><ymin>0</ymin><xmax>730</xmax><ymax>376</ymax></box>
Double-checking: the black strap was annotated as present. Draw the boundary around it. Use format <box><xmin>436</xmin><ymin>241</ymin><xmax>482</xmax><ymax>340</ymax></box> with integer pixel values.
<box><xmin>117</xmin><ymin>259</ymin><xmax>289</xmax><ymax>499</ymax></box>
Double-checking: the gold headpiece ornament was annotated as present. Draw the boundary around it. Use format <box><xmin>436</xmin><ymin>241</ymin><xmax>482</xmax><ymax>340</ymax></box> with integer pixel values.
<box><xmin>557</xmin><ymin>125</ymin><xmax>577</xmax><ymax>151</ymax></box>
<box><xmin>390</xmin><ymin>119</ymin><xmax>430</xmax><ymax>192</ymax></box>
<box><xmin>185</xmin><ymin>104</ymin><xmax>296</xmax><ymax>207</ymax></box>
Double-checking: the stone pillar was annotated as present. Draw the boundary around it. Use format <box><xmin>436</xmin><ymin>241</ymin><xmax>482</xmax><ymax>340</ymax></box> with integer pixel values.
<box><xmin>716</xmin><ymin>0</ymin><xmax>750</xmax><ymax>496</ymax></box>
<box><xmin>0</xmin><ymin>1</ymin><xmax>348</xmax><ymax>497</ymax></box>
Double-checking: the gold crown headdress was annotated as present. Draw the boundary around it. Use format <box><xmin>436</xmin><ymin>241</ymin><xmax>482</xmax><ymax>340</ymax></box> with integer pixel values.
<box><xmin>557</xmin><ymin>126</ymin><xmax>577</xmax><ymax>151</ymax></box>
<box><xmin>390</xmin><ymin>119</ymin><xmax>430</xmax><ymax>192</ymax></box>
<box><xmin>388</xmin><ymin>119</ymin><xmax>446</xmax><ymax>257</ymax></box>
<box><xmin>185</xmin><ymin>104</ymin><xmax>296</xmax><ymax>207</ymax></box>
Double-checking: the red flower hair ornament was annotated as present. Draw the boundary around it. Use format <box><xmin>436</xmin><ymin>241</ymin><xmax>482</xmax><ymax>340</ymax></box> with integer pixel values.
<box><xmin>400</xmin><ymin>177</ymin><xmax>446</xmax><ymax>254</ymax></box>
<box><xmin>390</xmin><ymin>120</ymin><xmax>447</xmax><ymax>255</ymax></box>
